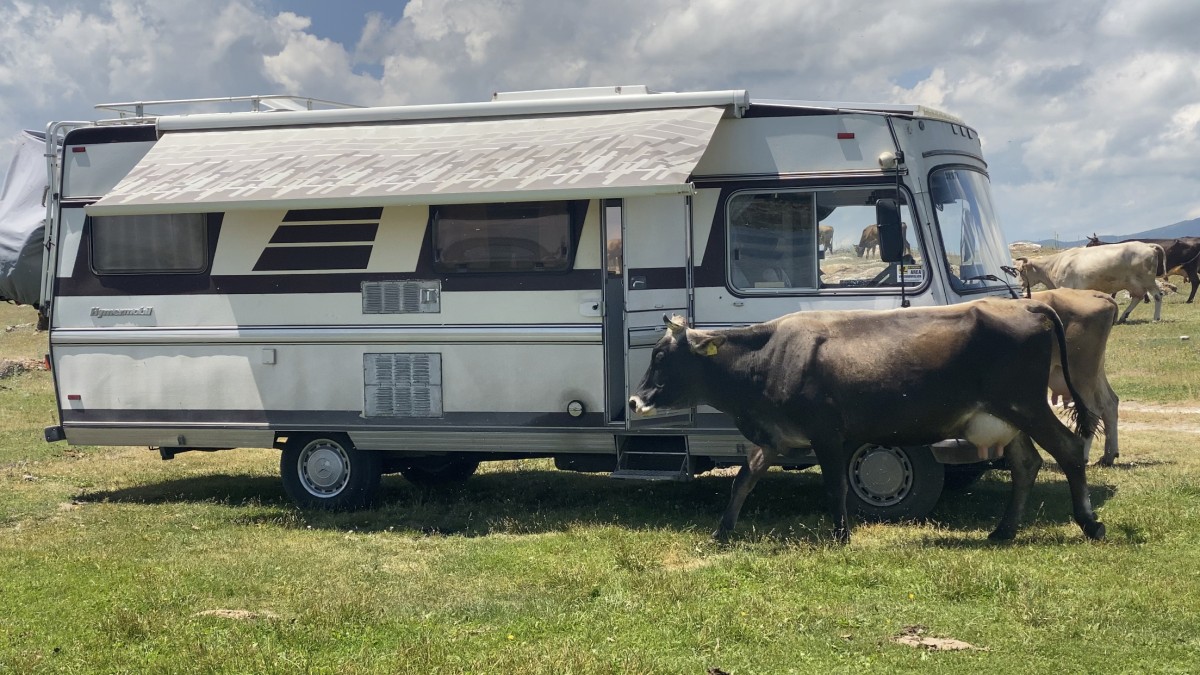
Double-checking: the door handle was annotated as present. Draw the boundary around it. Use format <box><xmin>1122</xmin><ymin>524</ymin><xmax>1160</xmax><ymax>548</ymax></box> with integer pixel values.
<box><xmin>630</xmin><ymin>276</ymin><xmax>647</xmax><ymax>290</ymax></box>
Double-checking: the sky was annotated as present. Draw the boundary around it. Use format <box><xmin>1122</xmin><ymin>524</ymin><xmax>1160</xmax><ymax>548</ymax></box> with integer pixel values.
<box><xmin>3</xmin><ymin>0</ymin><xmax>1200</xmax><ymax>242</ymax></box>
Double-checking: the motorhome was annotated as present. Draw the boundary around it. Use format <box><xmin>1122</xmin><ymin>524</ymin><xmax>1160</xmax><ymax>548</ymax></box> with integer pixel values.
<box><xmin>20</xmin><ymin>87</ymin><xmax>1020</xmax><ymax>518</ymax></box>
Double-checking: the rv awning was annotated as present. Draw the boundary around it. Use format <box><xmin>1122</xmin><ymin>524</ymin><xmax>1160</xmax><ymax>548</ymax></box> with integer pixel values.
<box><xmin>86</xmin><ymin>106</ymin><xmax>726</xmax><ymax>216</ymax></box>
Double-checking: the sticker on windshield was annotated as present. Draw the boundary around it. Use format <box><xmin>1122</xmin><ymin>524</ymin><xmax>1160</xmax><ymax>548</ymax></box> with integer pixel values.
<box><xmin>901</xmin><ymin>266</ymin><xmax>925</xmax><ymax>284</ymax></box>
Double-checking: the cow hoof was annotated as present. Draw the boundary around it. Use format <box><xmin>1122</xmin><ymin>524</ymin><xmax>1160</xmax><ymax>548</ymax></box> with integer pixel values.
<box><xmin>988</xmin><ymin>527</ymin><xmax>1017</xmax><ymax>541</ymax></box>
<box><xmin>1098</xmin><ymin>455</ymin><xmax>1116</xmax><ymax>468</ymax></box>
<box><xmin>1083</xmin><ymin>521</ymin><xmax>1106</xmax><ymax>540</ymax></box>
<box><xmin>711</xmin><ymin>528</ymin><xmax>731</xmax><ymax>545</ymax></box>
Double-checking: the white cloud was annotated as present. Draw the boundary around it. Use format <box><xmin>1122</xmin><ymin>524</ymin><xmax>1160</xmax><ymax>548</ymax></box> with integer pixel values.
<box><xmin>4</xmin><ymin>0</ymin><xmax>1200</xmax><ymax>241</ymax></box>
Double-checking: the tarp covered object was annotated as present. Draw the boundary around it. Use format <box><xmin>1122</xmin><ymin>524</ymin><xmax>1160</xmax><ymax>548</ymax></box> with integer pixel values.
<box><xmin>0</xmin><ymin>130</ymin><xmax>47</xmax><ymax>306</ymax></box>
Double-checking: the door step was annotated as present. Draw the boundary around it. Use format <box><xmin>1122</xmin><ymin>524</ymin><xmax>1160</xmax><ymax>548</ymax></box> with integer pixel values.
<box><xmin>610</xmin><ymin>467</ymin><xmax>690</xmax><ymax>481</ymax></box>
<box><xmin>611</xmin><ymin>436</ymin><xmax>691</xmax><ymax>482</ymax></box>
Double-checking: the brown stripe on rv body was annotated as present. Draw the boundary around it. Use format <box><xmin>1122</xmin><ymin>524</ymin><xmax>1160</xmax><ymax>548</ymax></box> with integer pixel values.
<box><xmin>60</xmin><ymin>408</ymin><xmax>607</xmax><ymax>428</ymax></box>
<box><xmin>282</xmin><ymin>207</ymin><xmax>384</xmax><ymax>222</ymax></box>
<box><xmin>626</xmin><ymin>267</ymin><xmax>687</xmax><ymax>290</ymax></box>
<box><xmin>268</xmin><ymin>223</ymin><xmax>379</xmax><ymax>244</ymax></box>
<box><xmin>252</xmin><ymin>245</ymin><xmax>374</xmax><ymax>271</ymax></box>
<box><xmin>58</xmin><ymin>201</ymin><xmax>599</xmax><ymax>295</ymax></box>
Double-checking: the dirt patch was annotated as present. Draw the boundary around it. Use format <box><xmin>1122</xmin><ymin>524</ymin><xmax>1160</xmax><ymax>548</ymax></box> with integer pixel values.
<box><xmin>1116</xmin><ymin>402</ymin><xmax>1200</xmax><ymax>434</ymax></box>
<box><xmin>194</xmin><ymin>609</ymin><xmax>280</xmax><ymax>621</ymax></box>
<box><xmin>1120</xmin><ymin>402</ymin><xmax>1200</xmax><ymax>415</ymax></box>
<box><xmin>891</xmin><ymin>625</ymin><xmax>985</xmax><ymax>651</ymax></box>
<box><xmin>0</xmin><ymin>358</ymin><xmax>45</xmax><ymax>379</ymax></box>
<box><xmin>1121</xmin><ymin>421</ymin><xmax>1200</xmax><ymax>436</ymax></box>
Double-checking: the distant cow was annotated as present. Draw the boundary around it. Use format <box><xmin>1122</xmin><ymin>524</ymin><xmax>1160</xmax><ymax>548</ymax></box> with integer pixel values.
<box><xmin>854</xmin><ymin>223</ymin><xmax>910</xmax><ymax>258</ymax></box>
<box><xmin>1033</xmin><ymin>288</ymin><xmax>1121</xmax><ymax>466</ymax></box>
<box><xmin>628</xmin><ymin>302</ymin><xmax>1104</xmax><ymax>544</ymax></box>
<box><xmin>819</xmin><ymin>225</ymin><xmax>834</xmax><ymax>253</ymax></box>
<box><xmin>1015</xmin><ymin>241</ymin><xmax>1166</xmax><ymax>322</ymax></box>
<box><xmin>1087</xmin><ymin>234</ymin><xmax>1200</xmax><ymax>303</ymax></box>
<box><xmin>854</xmin><ymin>224</ymin><xmax>879</xmax><ymax>258</ymax></box>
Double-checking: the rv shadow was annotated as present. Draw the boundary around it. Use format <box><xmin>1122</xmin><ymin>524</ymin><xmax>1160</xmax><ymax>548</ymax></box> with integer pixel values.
<box><xmin>73</xmin><ymin>465</ymin><xmax>1117</xmax><ymax>545</ymax></box>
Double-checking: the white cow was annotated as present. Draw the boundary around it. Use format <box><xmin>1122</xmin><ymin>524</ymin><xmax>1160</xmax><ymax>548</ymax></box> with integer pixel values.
<box><xmin>1015</xmin><ymin>242</ymin><xmax>1167</xmax><ymax>323</ymax></box>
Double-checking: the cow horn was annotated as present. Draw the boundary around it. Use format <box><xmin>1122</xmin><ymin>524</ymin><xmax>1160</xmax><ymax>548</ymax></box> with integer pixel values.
<box><xmin>663</xmin><ymin>314</ymin><xmax>687</xmax><ymax>333</ymax></box>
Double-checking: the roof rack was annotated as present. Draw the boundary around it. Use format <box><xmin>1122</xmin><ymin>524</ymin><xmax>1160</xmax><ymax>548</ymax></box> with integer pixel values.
<box><xmin>94</xmin><ymin>94</ymin><xmax>363</xmax><ymax>119</ymax></box>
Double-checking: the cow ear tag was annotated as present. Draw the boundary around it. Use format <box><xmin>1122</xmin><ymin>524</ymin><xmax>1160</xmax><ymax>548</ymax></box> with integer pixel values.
<box><xmin>703</xmin><ymin>342</ymin><xmax>720</xmax><ymax>356</ymax></box>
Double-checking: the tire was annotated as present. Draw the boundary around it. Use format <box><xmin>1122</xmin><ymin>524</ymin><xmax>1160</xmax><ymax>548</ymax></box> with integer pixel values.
<box><xmin>399</xmin><ymin>457</ymin><xmax>480</xmax><ymax>487</ymax></box>
<box><xmin>943</xmin><ymin>462</ymin><xmax>993</xmax><ymax>491</ymax></box>
<box><xmin>280</xmin><ymin>434</ymin><xmax>382</xmax><ymax>510</ymax></box>
<box><xmin>846</xmin><ymin>444</ymin><xmax>944</xmax><ymax>522</ymax></box>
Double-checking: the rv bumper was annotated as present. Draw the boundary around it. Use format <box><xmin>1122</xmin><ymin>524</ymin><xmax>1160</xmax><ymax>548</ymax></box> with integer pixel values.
<box><xmin>44</xmin><ymin>425</ymin><xmax>66</xmax><ymax>443</ymax></box>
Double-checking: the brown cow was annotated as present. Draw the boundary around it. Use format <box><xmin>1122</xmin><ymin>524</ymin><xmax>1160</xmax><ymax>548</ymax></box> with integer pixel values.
<box><xmin>1087</xmin><ymin>234</ymin><xmax>1200</xmax><ymax>303</ymax></box>
<box><xmin>1033</xmin><ymin>288</ymin><xmax>1121</xmax><ymax>466</ymax></box>
<box><xmin>854</xmin><ymin>224</ymin><xmax>879</xmax><ymax>258</ymax></box>
<box><xmin>818</xmin><ymin>225</ymin><xmax>834</xmax><ymax>253</ymax></box>
<box><xmin>854</xmin><ymin>223</ymin><xmax>909</xmax><ymax>258</ymax></box>
<box><xmin>629</xmin><ymin>300</ymin><xmax>1104</xmax><ymax>544</ymax></box>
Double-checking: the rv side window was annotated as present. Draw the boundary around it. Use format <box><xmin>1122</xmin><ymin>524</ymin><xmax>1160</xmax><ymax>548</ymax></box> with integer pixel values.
<box><xmin>726</xmin><ymin>187</ymin><xmax>926</xmax><ymax>292</ymax></box>
<box><xmin>727</xmin><ymin>191</ymin><xmax>819</xmax><ymax>291</ymax></box>
<box><xmin>432</xmin><ymin>201</ymin><xmax>574</xmax><ymax>273</ymax></box>
<box><xmin>90</xmin><ymin>213</ymin><xmax>208</xmax><ymax>274</ymax></box>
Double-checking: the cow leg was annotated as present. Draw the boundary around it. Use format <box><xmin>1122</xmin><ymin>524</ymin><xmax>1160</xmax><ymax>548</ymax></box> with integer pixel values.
<box><xmin>815</xmin><ymin>443</ymin><xmax>851</xmax><ymax>544</ymax></box>
<box><xmin>1186</xmin><ymin>268</ymin><xmax>1199</xmax><ymax>303</ymax></box>
<box><xmin>1117</xmin><ymin>293</ymin><xmax>1143</xmax><ymax>323</ymax></box>
<box><xmin>1151</xmin><ymin>289</ymin><xmax>1163</xmax><ymax>321</ymax></box>
<box><xmin>1097</xmin><ymin>383</ymin><xmax>1121</xmax><ymax>467</ymax></box>
<box><xmin>713</xmin><ymin>444</ymin><xmax>779</xmax><ymax>542</ymax></box>
<box><xmin>1024</xmin><ymin>407</ymin><xmax>1105</xmax><ymax>540</ymax></box>
<box><xmin>989</xmin><ymin>433</ymin><xmax>1042</xmax><ymax>541</ymax></box>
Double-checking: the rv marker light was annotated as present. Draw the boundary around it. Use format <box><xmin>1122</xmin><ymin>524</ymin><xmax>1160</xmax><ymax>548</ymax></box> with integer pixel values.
<box><xmin>837</xmin><ymin>132</ymin><xmax>855</xmax><ymax>140</ymax></box>
<box><xmin>71</xmin><ymin>146</ymin><xmax>86</xmax><ymax>153</ymax></box>
<box><xmin>67</xmin><ymin>394</ymin><xmax>81</xmax><ymax>400</ymax></box>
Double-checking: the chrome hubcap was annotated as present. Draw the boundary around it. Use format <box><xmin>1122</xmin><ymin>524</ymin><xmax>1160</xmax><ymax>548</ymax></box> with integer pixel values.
<box><xmin>850</xmin><ymin>445</ymin><xmax>913</xmax><ymax>506</ymax></box>
<box><xmin>297</xmin><ymin>440</ymin><xmax>350</xmax><ymax>496</ymax></box>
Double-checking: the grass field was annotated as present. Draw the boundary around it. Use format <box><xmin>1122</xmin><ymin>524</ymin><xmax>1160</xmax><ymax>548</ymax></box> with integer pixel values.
<box><xmin>3</xmin><ymin>287</ymin><xmax>1200</xmax><ymax>674</ymax></box>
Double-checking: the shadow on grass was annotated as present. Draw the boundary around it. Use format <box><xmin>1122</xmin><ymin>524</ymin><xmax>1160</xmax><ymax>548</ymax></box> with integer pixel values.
<box><xmin>1092</xmin><ymin>458</ymin><xmax>1174</xmax><ymax>471</ymax></box>
<box><xmin>73</xmin><ymin>464</ymin><xmax>1119</xmax><ymax>547</ymax></box>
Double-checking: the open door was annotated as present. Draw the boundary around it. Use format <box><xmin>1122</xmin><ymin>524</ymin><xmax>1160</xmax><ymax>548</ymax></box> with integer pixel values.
<box><xmin>620</xmin><ymin>195</ymin><xmax>694</xmax><ymax>429</ymax></box>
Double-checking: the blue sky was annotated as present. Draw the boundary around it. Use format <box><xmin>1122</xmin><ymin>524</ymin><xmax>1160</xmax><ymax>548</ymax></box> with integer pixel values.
<box><xmin>266</xmin><ymin>0</ymin><xmax>404</xmax><ymax>52</ymax></box>
<box><xmin>2</xmin><ymin>0</ymin><xmax>1200</xmax><ymax>242</ymax></box>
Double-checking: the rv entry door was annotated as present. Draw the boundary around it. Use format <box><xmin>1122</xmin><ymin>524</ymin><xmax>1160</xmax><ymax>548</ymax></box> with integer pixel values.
<box><xmin>620</xmin><ymin>196</ymin><xmax>694</xmax><ymax>429</ymax></box>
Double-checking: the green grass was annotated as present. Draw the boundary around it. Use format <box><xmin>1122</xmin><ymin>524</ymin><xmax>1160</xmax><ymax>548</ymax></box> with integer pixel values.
<box><xmin>3</xmin><ymin>300</ymin><xmax>1200</xmax><ymax>673</ymax></box>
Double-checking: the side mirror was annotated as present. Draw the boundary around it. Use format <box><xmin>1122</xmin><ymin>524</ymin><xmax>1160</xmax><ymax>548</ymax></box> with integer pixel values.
<box><xmin>876</xmin><ymin>198</ymin><xmax>906</xmax><ymax>263</ymax></box>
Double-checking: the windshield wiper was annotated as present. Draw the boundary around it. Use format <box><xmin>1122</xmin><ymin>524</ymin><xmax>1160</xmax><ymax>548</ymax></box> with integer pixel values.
<box><xmin>963</xmin><ymin>269</ymin><xmax>1020</xmax><ymax>299</ymax></box>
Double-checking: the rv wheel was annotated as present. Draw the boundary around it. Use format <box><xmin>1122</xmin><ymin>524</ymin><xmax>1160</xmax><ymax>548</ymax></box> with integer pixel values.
<box><xmin>846</xmin><ymin>444</ymin><xmax>944</xmax><ymax>522</ymax></box>
<box><xmin>400</xmin><ymin>457</ymin><xmax>480</xmax><ymax>487</ymax></box>
<box><xmin>281</xmin><ymin>434</ymin><xmax>382</xmax><ymax>510</ymax></box>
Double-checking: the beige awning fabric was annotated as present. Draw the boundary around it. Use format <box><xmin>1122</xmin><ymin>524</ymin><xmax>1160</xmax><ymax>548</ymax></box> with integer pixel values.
<box><xmin>86</xmin><ymin>106</ymin><xmax>726</xmax><ymax>216</ymax></box>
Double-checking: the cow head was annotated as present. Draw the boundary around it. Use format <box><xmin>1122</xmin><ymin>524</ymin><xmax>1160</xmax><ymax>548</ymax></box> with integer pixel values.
<box><xmin>853</xmin><ymin>243</ymin><xmax>866</xmax><ymax>257</ymax></box>
<box><xmin>628</xmin><ymin>315</ymin><xmax>726</xmax><ymax>415</ymax></box>
<box><xmin>1013</xmin><ymin>257</ymin><xmax>1039</xmax><ymax>298</ymax></box>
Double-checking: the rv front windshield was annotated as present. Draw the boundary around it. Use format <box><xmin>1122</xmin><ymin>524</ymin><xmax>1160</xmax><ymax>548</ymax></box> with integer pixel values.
<box><xmin>929</xmin><ymin>167</ymin><xmax>1013</xmax><ymax>293</ymax></box>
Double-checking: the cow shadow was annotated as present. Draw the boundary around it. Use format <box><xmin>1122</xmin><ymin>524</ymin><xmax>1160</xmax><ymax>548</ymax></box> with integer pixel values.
<box><xmin>73</xmin><ymin>464</ymin><xmax>1119</xmax><ymax>547</ymax></box>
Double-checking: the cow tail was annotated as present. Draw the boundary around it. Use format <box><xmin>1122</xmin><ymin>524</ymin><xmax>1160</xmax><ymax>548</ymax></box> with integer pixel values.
<box><xmin>1036</xmin><ymin>304</ymin><xmax>1101</xmax><ymax>440</ymax></box>
<box><xmin>1153</xmin><ymin>244</ymin><xmax>1167</xmax><ymax>276</ymax></box>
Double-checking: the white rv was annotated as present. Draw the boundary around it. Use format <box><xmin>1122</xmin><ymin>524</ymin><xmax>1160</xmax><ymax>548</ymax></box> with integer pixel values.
<box><xmin>29</xmin><ymin>87</ymin><xmax>1019</xmax><ymax>518</ymax></box>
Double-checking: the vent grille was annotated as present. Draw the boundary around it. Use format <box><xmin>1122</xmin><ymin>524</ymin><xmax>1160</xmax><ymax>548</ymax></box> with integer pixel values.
<box><xmin>362</xmin><ymin>280</ymin><xmax>441</xmax><ymax>314</ymax></box>
<box><xmin>364</xmin><ymin>353</ymin><xmax>443</xmax><ymax>418</ymax></box>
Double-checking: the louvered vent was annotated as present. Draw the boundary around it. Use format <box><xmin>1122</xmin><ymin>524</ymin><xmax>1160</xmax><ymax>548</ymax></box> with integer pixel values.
<box><xmin>364</xmin><ymin>353</ymin><xmax>443</xmax><ymax>418</ymax></box>
<box><xmin>362</xmin><ymin>280</ymin><xmax>441</xmax><ymax>314</ymax></box>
